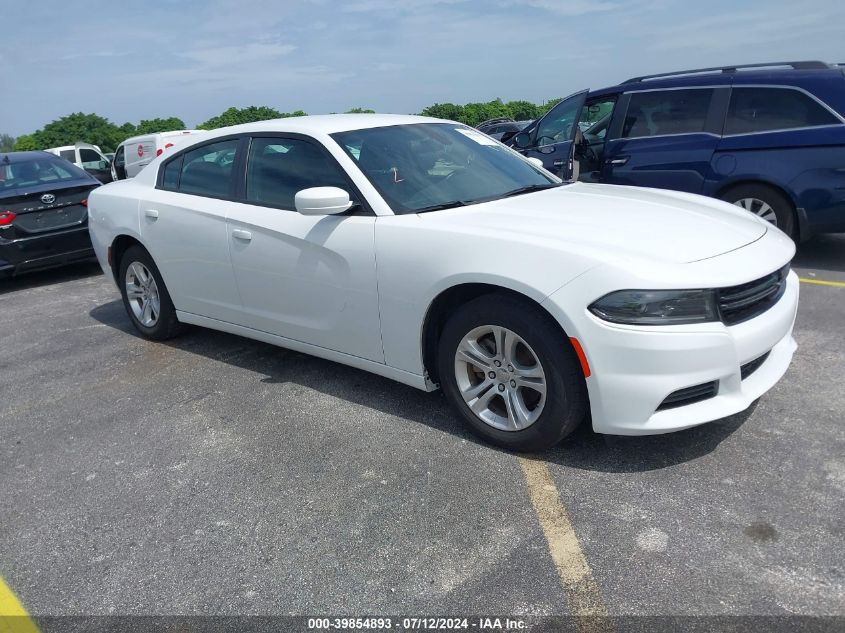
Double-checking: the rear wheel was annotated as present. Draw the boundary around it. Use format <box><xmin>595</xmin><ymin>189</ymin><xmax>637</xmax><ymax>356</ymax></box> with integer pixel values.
<box><xmin>437</xmin><ymin>294</ymin><xmax>588</xmax><ymax>452</ymax></box>
<box><xmin>118</xmin><ymin>245</ymin><xmax>183</xmax><ymax>340</ymax></box>
<box><xmin>719</xmin><ymin>184</ymin><xmax>796</xmax><ymax>240</ymax></box>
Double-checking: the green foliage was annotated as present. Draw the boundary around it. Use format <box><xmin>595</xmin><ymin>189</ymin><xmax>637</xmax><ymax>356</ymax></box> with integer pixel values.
<box><xmin>13</xmin><ymin>134</ymin><xmax>39</xmax><ymax>151</ymax></box>
<box><xmin>11</xmin><ymin>96</ymin><xmax>567</xmax><ymax>153</ymax></box>
<box><xmin>134</xmin><ymin>117</ymin><xmax>187</xmax><ymax>136</ymax></box>
<box><xmin>197</xmin><ymin>106</ymin><xmax>306</xmax><ymax>130</ymax></box>
<box><xmin>420</xmin><ymin>97</ymin><xmax>560</xmax><ymax>127</ymax></box>
<box><xmin>0</xmin><ymin>134</ymin><xmax>15</xmax><ymax>152</ymax></box>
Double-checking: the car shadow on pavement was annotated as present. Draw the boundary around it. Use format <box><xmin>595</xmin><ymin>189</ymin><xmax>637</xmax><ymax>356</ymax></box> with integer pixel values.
<box><xmin>793</xmin><ymin>233</ymin><xmax>845</xmax><ymax>273</ymax></box>
<box><xmin>0</xmin><ymin>261</ymin><xmax>102</xmax><ymax>295</ymax></box>
<box><xmin>90</xmin><ymin>299</ymin><xmax>751</xmax><ymax>474</ymax></box>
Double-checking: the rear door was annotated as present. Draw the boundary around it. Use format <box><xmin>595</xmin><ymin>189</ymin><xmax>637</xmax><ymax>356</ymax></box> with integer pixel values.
<box><xmin>513</xmin><ymin>90</ymin><xmax>588</xmax><ymax>180</ymax></box>
<box><xmin>141</xmin><ymin>137</ymin><xmax>243</xmax><ymax>323</ymax></box>
<box><xmin>601</xmin><ymin>87</ymin><xmax>728</xmax><ymax>194</ymax></box>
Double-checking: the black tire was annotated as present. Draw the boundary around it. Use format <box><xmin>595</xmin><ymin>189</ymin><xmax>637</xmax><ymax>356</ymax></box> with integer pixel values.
<box><xmin>719</xmin><ymin>184</ymin><xmax>796</xmax><ymax>240</ymax></box>
<box><xmin>118</xmin><ymin>245</ymin><xmax>184</xmax><ymax>340</ymax></box>
<box><xmin>437</xmin><ymin>294</ymin><xmax>588</xmax><ymax>452</ymax></box>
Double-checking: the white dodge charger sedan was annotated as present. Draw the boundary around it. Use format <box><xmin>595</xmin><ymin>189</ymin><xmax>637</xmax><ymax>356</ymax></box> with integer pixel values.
<box><xmin>88</xmin><ymin>114</ymin><xmax>798</xmax><ymax>451</ymax></box>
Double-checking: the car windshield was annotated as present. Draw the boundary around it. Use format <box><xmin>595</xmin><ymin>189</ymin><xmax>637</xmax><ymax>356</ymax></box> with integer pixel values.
<box><xmin>0</xmin><ymin>157</ymin><xmax>90</xmax><ymax>190</ymax></box>
<box><xmin>331</xmin><ymin>123</ymin><xmax>562</xmax><ymax>213</ymax></box>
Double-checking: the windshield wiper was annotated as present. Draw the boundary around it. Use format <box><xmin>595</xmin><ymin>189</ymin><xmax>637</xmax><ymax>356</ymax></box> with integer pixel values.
<box><xmin>414</xmin><ymin>200</ymin><xmax>471</xmax><ymax>213</ymax></box>
<box><xmin>501</xmin><ymin>183</ymin><xmax>563</xmax><ymax>198</ymax></box>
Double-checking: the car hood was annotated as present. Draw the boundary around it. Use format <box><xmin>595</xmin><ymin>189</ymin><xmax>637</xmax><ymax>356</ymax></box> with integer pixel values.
<box><xmin>417</xmin><ymin>182</ymin><xmax>768</xmax><ymax>264</ymax></box>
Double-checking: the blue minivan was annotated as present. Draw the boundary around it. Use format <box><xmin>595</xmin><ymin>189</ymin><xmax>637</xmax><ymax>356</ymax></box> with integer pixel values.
<box><xmin>510</xmin><ymin>61</ymin><xmax>845</xmax><ymax>240</ymax></box>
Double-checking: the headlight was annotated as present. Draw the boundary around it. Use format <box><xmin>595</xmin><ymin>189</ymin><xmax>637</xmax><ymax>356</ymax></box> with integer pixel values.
<box><xmin>589</xmin><ymin>289</ymin><xmax>718</xmax><ymax>325</ymax></box>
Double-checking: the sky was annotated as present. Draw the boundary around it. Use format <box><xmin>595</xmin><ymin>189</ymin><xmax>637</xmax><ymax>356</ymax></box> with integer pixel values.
<box><xmin>2</xmin><ymin>0</ymin><xmax>844</xmax><ymax>136</ymax></box>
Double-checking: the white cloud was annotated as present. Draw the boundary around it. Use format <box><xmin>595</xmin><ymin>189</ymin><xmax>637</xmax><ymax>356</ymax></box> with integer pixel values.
<box><xmin>180</xmin><ymin>42</ymin><xmax>297</xmax><ymax>66</ymax></box>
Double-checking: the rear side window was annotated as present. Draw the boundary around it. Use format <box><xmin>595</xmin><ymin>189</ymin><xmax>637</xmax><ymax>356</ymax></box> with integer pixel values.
<box><xmin>245</xmin><ymin>137</ymin><xmax>349</xmax><ymax>210</ymax></box>
<box><xmin>724</xmin><ymin>87</ymin><xmax>840</xmax><ymax>135</ymax></box>
<box><xmin>622</xmin><ymin>89</ymin><xmax>714</xmax><ymax>138</ymax></box>
<box><xmin>59</xmin><ymin>149</ymin><xmax>76</xmax><ymax>162</ymax></box>
<box><xmin>174</xmin><ymin>139</ymin><xmax>239</xmax><ymax>198</ymax></box>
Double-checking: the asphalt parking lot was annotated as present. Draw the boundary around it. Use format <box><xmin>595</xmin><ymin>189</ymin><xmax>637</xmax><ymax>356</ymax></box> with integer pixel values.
<box><xmin>1</xmin><ymin>234</ymin><xmax>843</xmax><ymax>628</ymax></box>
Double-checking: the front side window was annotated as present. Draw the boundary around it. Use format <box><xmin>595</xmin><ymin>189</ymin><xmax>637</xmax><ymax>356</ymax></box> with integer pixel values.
<box><xmin>176</xmin><ymin>139</ymin><xmax>239</xmax><ymax>198</ymax></box>
<box><xmin>536</xmin><ymin>93</ymin><xmax>587</xmax><ymax>146</ymax></box>
<box><xmin>79</xmin><ymin>148</ymin><xmax>106</xmax><ymax>170</ymax></box>
<box><xmin>622</xmin><ymin>89</ymin><xmax>714</xmax><ymax>138</ymax></box>
<box><xmin>331</xmin><ymin>123</ymin><xmax>560</xmax><ymax>214</ymax></box>
<box><xmin>245</xmin><ymin>137</ymin><xmax>350</xmax><ymax>209</ymax></box>
<box><xmin>724</xmin><ymin>87</ymin><xmax>840</xmax><ymax>135</ymax></box>
<box><xmin>114</xmin><ymin>146</ymin><xmax>126</xmax><ymax>167</ymax></box>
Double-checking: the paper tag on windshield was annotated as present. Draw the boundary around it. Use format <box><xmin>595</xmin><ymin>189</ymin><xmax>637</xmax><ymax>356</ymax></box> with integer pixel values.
<box><xmin>455</xmin><ymin>128</ymin><xmax>499</xmax><ymax>146</ymax></box>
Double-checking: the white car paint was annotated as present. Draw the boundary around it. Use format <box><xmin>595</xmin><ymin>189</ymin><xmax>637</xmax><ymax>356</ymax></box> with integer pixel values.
<box><xmin>87</xmin><ymin>114</ymin><xmax>798</xmax><ymax>436</ymax></box>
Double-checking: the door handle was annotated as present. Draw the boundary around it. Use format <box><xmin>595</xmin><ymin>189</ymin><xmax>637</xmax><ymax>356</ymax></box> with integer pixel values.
<box><xmin>144</xmin><ymin>209</ymin><xmax>159</xmax><ymax>219</ymax></box>
<box><xmin>232</xmin><ymin>229</ymin><xmax>252</xmax><ymax>242</ymax></box>
<box><xmin>606</xmin><ymin>157</ymin><xmax>629</xmax><ymax>166</ymax></box>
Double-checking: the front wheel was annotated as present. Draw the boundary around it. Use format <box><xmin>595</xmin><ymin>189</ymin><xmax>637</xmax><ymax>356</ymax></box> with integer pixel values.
<box><xmin>437</xmin><ymin>294</ymin><xmax>588</xmax><ymax>452</ymax></box>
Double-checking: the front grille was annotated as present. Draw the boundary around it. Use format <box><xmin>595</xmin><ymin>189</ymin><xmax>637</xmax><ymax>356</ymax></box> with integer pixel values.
<box><xmin>740</xmin><ymin>351</ymin><xmax>770</xmax><ymax>380</ymax></box>
<box><xmin>657</xmin><ymin>380</ymin><xmax>719</xmax><ymax>411</ymax></box>
<box><xmin>717</xmin><ymin>265</ymin><xmax>789</xmax><ymax>326</ymax></box>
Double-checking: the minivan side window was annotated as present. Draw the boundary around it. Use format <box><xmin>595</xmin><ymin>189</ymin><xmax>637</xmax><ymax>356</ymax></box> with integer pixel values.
<box><xmin>622</xmin><ymin>89</ymin><xmax>714</xmax><ymax>138</ymax></box>
<box><xmin>724</xmin><ymin>87</ymin><xmax>841</xmax><ymax>135</ymax></box>
<box><xmin>245</xmin><ymin>137</ymin><xmax>350</xmax><ymax>210</ymax></box>
<box><xmin>176</xmin><ymin>139</ymin><xmax>239</xmax><ymax>198</ymax></box>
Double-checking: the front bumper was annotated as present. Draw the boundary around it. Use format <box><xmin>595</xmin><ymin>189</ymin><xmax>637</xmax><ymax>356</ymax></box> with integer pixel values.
<box><xmin>543</xmin><ymin>270</ymin><xmax>799</xmax><ymax>435</ymax></box>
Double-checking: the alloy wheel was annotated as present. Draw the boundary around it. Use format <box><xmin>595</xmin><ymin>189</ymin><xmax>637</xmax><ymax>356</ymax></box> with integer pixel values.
<box><xmin>453</xmin><ymin>325</ymin><xmax>547</xmax><ymax>431</ymax></box>
<box><xmin>125</xmin><ymin>262</ymin><xmax>161</xmax><ymax>327</ymax></box>
<box><xmin>734</xmin><ymin>197</ymin><xmax>778</xmax><ymax>226</ymax></box>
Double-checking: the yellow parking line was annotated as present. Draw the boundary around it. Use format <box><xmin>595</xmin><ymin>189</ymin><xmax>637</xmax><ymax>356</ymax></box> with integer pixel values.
<box><xmin>799</xmin><ymin>277</ymin><xmax>845</xmax><ymax>287</ymax></box>
<box><xmin>0</xmin><ymin>576</ymin><xmax>39</xmax><ymax>633</ymax></box>
<box><xmin>519</xmin><ymin>457</ymin><xmax>612</xmax><ymax>630</ymax></box>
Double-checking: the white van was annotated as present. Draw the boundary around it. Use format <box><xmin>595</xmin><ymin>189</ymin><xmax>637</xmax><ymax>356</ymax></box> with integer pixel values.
<box><xmin>44</xmin><ymin>142</ymin><xmax>113</xmax><ymax>183</ymax></box>
<box><xmin>111</xmin><ymin>130</ymin><xmax>203</xmax><ymax>180</ymax></box>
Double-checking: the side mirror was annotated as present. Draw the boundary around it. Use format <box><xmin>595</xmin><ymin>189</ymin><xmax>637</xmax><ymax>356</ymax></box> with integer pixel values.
<box><xmin>526</xmin><ymin>157</ymin><xmax>544</xmax><ymax>169</ymax></box>
<box><xmin>295</xmin><ymin>186</ymin><xmax>354</xmax><ymax>216</ymax></box>
<box><xmin>512</xmin><ymin>132</ymin><xmax>532</xmax><ymax>149</ymax></box>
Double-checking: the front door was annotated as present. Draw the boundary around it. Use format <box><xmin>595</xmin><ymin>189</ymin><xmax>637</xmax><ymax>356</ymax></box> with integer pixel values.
<box><xmin>513</xmin><ymin>90</ymin><xmax>588</xmax><ymax>180</ymax></box>
<box><xmin>225</xmin><ymin>135</ymin><xmax>384</xmax><ymax>363</ymax></box>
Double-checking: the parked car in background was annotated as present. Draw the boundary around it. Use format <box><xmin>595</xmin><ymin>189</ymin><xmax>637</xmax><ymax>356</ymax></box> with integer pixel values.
<box><xmin>45</xmin><ymin>142</ymin><xmax>113</xmax><ymax>184</ymax></box>
<box><xmin>510</xmin><ymin>61</ymin><xmax>845</xmax><ymax>240</ymax></box>
<box><xmin>0</xmin><ymin>151</ymin><xmax>100</xmax><ymax>276</ymax></box>
<box><xmin>476</xmin><ymin>118</ymin><xmax>532</xmax><ymax>142</ymax></box>
<box><xmin>111</xmin><ymin>130</ymin><xmax>203</xmax><ymax>181</ymax></box>
<box><xmin>88</xmin><ymin>114</ymin><xmax>797</xmax><ymax>451</ymax></box>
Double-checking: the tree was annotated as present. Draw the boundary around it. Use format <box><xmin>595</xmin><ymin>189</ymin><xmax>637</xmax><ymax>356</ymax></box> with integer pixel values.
<box><xmin>504</xmin><ymin>100</ymin><xmax>541</xmax><ymax>121</ymax></box>
<box><xmin>0</xmin><ymin>134</ymin><xmax>14</xmax><ymax>152</ymax></box>
<box><xmin>13</xmin><ymin>135</ymin><xmax>38</xmax><ymax>151</ymax></box>
<box><xmin>134</xmin><ymin>117</ymin><xmax>187</xmax><ymax>135</ymax></box>
<box><xmin>345</xmin><ymin>107</ymin><xmax>375</xmax><ymax>114</ymax></box>
<box><xmin>197</xmin><ymin>106</ymin><xmax>305</xmax><ymax>130</ymax></box>
<box><xmin>29</xmin><ymin>112</ymin><xmax>124</xmax><ymax>152</ymax></box>
<box><xmin>419</xmin><ymin>103</ymin><xmax>466</xmax><ymax>122</ymax></box>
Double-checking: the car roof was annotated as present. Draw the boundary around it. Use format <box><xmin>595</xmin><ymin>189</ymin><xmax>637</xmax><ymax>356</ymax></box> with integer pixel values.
<box><xmin>196</xmin><ymin>113</ymin><xmax>454</xmax><ymax>137</ymax></box>
<box><xmin>0</xmin><ymin>151</ymin><xmax>62</xmax><ymax>163</ymax></box>
<box><xmin>590</xmin><ymin>63</ymin><xmax>845</xmax><ymax>97</ymax></box>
